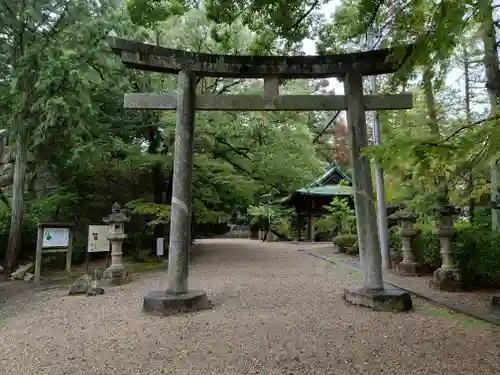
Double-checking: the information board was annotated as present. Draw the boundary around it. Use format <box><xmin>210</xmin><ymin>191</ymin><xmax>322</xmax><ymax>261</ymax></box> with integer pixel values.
<box><xmin>42</xmin><ymin>227</ymin><xmax>70</xmax><ymax>248</ymax></box>
<box><xmin>87</xmin><ymin>225</ymin><xmax>110</xmax><ymax>253</ymax></box>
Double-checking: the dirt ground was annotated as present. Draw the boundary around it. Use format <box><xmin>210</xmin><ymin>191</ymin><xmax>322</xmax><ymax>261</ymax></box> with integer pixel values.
<box><xmin>0</xmin><ymin>239</ymin><xmax>498</xmax><ymax>375</ymax></box>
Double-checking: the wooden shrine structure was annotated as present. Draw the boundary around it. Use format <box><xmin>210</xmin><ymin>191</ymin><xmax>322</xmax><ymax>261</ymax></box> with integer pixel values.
<box><xmin>280</xmin><ymin>165</ymin><xmax>353</xmax><ymax>241</ymax></box>
<box><xmin>108</xmin><ymin>36</ymin><xmax>415</xmax><ymax>313</ymax></box>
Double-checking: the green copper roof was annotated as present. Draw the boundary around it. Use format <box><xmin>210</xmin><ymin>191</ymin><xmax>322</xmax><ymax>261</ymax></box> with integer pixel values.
<box><xmin>276</xmin><ymin>165</ymin><xmax>354</xmax><ymax>206</ymax></box>
<box><xmin>296</xmin><ymin>184</ymin><xmax>353</xmax><ymax>196</ymax></box>
<box><xmin>307</xmin><ymin>165</ymin><xmax>352</xmax><ymax>188</ymax></box>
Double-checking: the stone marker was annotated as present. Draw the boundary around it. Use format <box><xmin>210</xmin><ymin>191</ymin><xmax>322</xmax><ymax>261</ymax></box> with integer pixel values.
<box><xmin>23</xmin><ymin>272</ymin><xmax>34</xmax><ymax>282</ymax></box>
<box><xmin>69</xmin><ymin>275</ymin><xmax>90</xmax><ymax>295</ymax></box>
<box><xmin>87</xmin><ymin>268</ymin><xmax>105</xmax><ymax>296</ymax></box>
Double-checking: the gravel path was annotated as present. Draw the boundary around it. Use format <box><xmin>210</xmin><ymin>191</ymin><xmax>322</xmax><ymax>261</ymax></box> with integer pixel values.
<box><xmin>0</xmin><ymin>239</ymin><xmax>499</xmax><ymax>375</ymax></box>
<box><xmin>308</xmin><ymin>244</ymin><xmax>500</xmax><ymax>318</ymax></box>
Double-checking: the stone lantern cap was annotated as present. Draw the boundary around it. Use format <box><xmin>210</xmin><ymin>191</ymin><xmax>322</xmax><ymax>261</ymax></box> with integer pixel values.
<box><xmin>103</xmin><ymin>202</ymin><xmax>130</xmax><ymax>224</ymax></box>
<box><xmin>388</xmin><ymin>209</ymin><xmax>418</xmax><ymax>222</ymax></box>
<box><xmin>439</xmin><ymin>204</ymin><xmax>458</xmax><ymax>217</ymax></box>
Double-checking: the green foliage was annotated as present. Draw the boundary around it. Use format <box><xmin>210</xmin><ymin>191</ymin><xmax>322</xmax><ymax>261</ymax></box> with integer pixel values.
<box><xmin>1</xmin><ymin>2</ymin><xmax>334</xmax><ymax>269</ymax></box>
<box><xmin>247</xmin><ymin>204</ymin><xmax>294</xmax><ymax>236</ymax></box>
<box><xmin>316</xmin><ymin>197</ymin><xmax>355</xmax><ymax>237</ymax></box>
<box><xmin>125</xmin><ymin>0</ymin><xmax>187</xmax><ymax>27</ymax></box>
<box><xmin>125</xmin><ymin>200</ymin><xmax>171</xmax><ymax>226</ymax></box>
<box><xmin>332</xmin><ymin>233</ymin><xmax>358</xmax><ymax>253</ymax></box>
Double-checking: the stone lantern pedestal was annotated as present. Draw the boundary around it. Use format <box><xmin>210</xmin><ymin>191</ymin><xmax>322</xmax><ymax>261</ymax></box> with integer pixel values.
<box><xmin>430</xmin><ymin>205</ymin><xmax>463</xmax><ymax>292</ymax></box>
<box><xmin>103</xmin><ymin>202</ymin><xmax>130</xmax><ymax>286</ymax></box>
<box><xmin>390</xmin><ymin>210</ymin><xmax>422</xmax><ymax>276</ymax></box>
<box><xmin>492</xmin><ymin>295</ymin><xmax>500</xmax><ymax>313</ymax></box>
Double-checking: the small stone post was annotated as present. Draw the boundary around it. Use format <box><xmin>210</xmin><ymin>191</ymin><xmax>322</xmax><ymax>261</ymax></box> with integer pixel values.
<box><xmin>307</xmin><ymin>210</ymin><xmax>315</xmax><ymax>242</ymax></box>
<box><xmin>390</xmin><ymin>210</ymin><xmax>422</xmax><ymax>276</ymax></box>
<box><xmin>295</xmin><ymin>214</ymin><xmax>303</xmax><ymax>242</ymax></box>
<box><xmin>103</xmin><ymin>202</ymin><xmax>130</xmax><ymax>285</ymax></box>
<box><xmin>431</xmin><ymin>205</ymin><xmax>463</xmax><ymax>291</ymax></box>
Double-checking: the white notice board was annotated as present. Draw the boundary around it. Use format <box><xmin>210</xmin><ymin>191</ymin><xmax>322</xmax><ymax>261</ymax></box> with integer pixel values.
<box><xmin>42</xmin><ymin>228</ymin><xmax>70</xmax><ymax>248</ymax></box>
<box><xmin>87</xmin><ymin>225</ymin><xmax>110</xmax><ymax>253</ymax></box>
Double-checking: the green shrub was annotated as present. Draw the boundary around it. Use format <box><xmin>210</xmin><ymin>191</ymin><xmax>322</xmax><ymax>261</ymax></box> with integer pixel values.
<box><xmin>345</xmin><ymin>241</ymin><xmax>359</xmax><ymax>255</ymax></box>
<box><xmin>333</xmin><ymin>234</ymin><xmax>358</xmax><ymax>253</ymax></box>
<box><xmin>390</xmin><ymin>222</ymin><xmax>500</xmax><ymax>287</ymax></box>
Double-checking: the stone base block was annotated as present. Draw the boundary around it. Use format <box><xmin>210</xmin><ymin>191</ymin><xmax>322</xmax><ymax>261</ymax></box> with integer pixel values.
<box><xmin>68</xmin><ymin>275</ymin><xmax>90</xmax><ymax>295</ymax></box>
<box><xmin>492</xmin><ymin>295</ymin><xmax>500</xmax><ymax>313</ymax></box>
<box><xmin>143</xmin><ymin>290</ymin><xmax>212</xmax><ymax>316</ymax></box>
<box><xmin>343</xmin><ymin>286</ymin><xmax>413</xmax><ymax>312</ymax></box>
<box><xmin>430</xmin><ymin>268</ymin><xmax>463</xmax><ymax>292</ymax></box>
<box><xmin>103</xmin><ymin>266</ymin><xmax>130</xmax><ymax>286</ymax></box>
<box><xmin>397</xmin><ymin>261</ymin><xmax>424</xmax><ymax>276</ymax></box>
<box><xmin>87</xmin><ymin>285</ymin><xmax>105</xmax><ymax>296</ymax></box>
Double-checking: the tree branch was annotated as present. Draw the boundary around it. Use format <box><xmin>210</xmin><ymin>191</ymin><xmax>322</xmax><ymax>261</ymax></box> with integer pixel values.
<box><xmin>424</xmin><ymin>114</ymin><xmax>500</xmax><ymax>146</ymax></box>
<box><xmin>288</xmin><ymin>0</ymin><xmax>320</xmax><ymax>33</ymax></box>
<box><xmin>313</xmin><ymin>111</ymin><xmax>340</xmax><ymax>144</ymax></box>
<box><xmin>214</xmin><ymin>136</ymin><xmax>252</xmax><ymax>159</ymax></box>
<box><xmin>42</xmin><ymin>0</ymin><xmax>71</xmax><ymax>48</ymax></box>
<box><xmin>217</xmin><ymin>79</ymin><xmax>245</xmax><ymax>95</ymax></box>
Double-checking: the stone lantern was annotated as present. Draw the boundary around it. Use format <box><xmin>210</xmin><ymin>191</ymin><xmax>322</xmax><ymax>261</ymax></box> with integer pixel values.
<box><xmin>431</xmin><ymin>205</ymin><xmax>463</xmax><ymax>291</ymax></box>
<box><xmin>389</xmin><ymin>210</ymin><xmax>422</xmax><ymax>276</ymax></box>
<box><xmin>103</xmin><ymin>202</ymin><xmax>130</xmax><ymax>285</ymax></box>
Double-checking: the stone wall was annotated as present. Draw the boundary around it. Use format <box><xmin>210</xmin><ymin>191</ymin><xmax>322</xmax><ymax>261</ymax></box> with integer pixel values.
<box><xmin>0</xmin><ymin>132</ymin><xmax>59</xmax><ymax>199</ymax></box>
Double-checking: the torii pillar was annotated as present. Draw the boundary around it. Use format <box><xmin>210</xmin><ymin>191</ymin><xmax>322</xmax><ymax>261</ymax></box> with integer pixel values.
<box><xmin>342</xmin><ymin>70</ymin><xmax>412</xmax><ymax>311</ymax></box>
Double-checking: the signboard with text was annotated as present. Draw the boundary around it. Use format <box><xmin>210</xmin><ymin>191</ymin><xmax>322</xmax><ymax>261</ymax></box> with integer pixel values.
<box><xmin>87</xmin><ymin>225</ymin><xmax>110</xmax><ymax>253</ymax></box>
<box><xmin>42</xmin><ymin>227</ymin><xmax>70</xmax><ymax>248</ymax></box>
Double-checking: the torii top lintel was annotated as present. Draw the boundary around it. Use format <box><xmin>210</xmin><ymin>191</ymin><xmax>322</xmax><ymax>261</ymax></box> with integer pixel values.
<box><xmin>107</xmin><ymin>37</ymin><xmax>414</xmax><ymax>79</ymax></box>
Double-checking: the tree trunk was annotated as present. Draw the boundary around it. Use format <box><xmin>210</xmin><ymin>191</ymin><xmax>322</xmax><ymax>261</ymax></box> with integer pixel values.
<box><xmin>3</xmin><ymin>122</ymin><xmax>28</xmax><ymax>273</ymax></box>
<box><xmin>423</xmin><ymin>66</ymin><xmax>448</xmax><ymax>207</ymax></box>
<box><xmin>478</xmin><ymin>0</ymin><xmax>500</xmax><ymax>230</ymax></box>
<box><xmin>463</xmin><ymin>46</ymin><xmax>475</xmax><ymax>224</ymax></box>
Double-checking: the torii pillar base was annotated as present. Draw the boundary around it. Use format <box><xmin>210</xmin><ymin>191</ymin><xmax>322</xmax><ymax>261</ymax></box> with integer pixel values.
<box><xmin>343</xmin><ymin>287</ymin><xmax>413</xmax><ymax>312</ymax></box>
<box><xmin>143</xmin><ymin>290</ymin><xmax>212</xmax><ymax>316</ymax></box>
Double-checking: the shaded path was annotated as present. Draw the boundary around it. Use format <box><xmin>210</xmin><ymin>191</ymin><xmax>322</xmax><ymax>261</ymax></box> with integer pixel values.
<box><xmin>0</xmin><ymin>239</ymin><xmax>499</xmax><ymax>375</ymax></box>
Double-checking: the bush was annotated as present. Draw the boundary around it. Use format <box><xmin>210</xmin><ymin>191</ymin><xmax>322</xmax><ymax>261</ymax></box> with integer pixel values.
<box><xmin>333</xmin><ymin>234</ymin><xmax>358</xmax><ymax>253</ymax></box>
<box><xmin>346</xmin><ymin>241</ymin><xmax>359</xmax><ymax>255</ymax></box>
<box><xmin>390</xmin><ymin>222</ymin><xmax>500</xmax><ymax>287</ymax></box>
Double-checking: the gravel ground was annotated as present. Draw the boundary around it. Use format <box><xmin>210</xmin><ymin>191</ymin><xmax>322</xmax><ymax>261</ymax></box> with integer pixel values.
<box><xmin>309</xmin><ymin>244</ymin><xmax>499</xmax><ymax>317</ymax></box>
<box><xmin>0</xmin><ymin>239</ymin><xmax>499</xmax><ymax>375</ymax></box>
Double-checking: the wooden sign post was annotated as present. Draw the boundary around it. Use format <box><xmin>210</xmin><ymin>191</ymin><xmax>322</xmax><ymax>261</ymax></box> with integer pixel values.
<box><xmin>34</xmin><ymin>222</ymin><xmax>75</xmax><ymax>282</ymax></box>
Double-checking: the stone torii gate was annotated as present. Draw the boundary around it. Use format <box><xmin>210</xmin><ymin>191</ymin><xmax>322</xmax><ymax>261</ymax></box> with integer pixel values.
<box><xmin>108</xmin><ymin>37</ymin><xmax>414</xmax><ymax>314</ymax></box>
